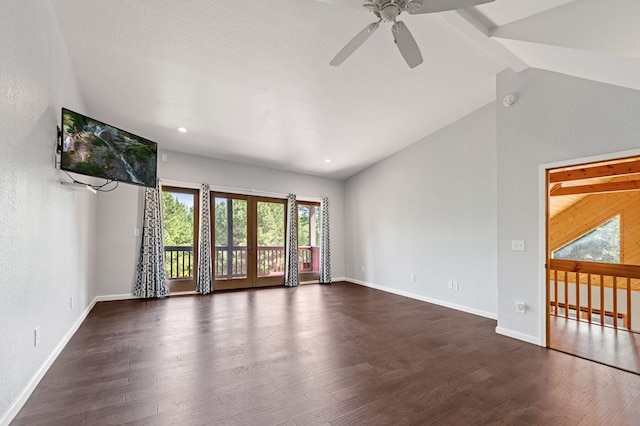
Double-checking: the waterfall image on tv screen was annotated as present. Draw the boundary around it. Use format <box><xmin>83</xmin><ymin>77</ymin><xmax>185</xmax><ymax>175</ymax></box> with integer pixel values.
<box><xmin>60</xmin><ymin>108</ymin><xmax>157</xmax><ymax>188</ymax></box>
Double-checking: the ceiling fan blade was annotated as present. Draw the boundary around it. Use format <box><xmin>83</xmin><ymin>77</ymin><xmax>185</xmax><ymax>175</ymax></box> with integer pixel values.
<box><xmin>392</xmin><ymin>21</ymin><xmax>423</xmax><ymax>69</ymax></box>
<box><xmin>330</xmin><ymin>21</ymin><xmax>380</xmax><ymax>66</ymax></box>
<box><xmin>407</xmin><ymin>0</ymin><xmax>494</xmax><ymax>14</ymax></box>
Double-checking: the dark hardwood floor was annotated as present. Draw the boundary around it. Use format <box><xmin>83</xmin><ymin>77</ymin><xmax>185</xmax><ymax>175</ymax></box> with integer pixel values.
<box><xmin>549</xmin><ymin>315</ymin><xmax>640</xmax><ymax>375</ymax></box>
<box><xmin>13</xmin><ymin>282</ymin><xmax>640</xmax><ymax>425</ymax></box>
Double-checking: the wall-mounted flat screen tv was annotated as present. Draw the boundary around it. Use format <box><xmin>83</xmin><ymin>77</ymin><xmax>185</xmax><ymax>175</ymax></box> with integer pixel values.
<box><xmin>60</xmin><ymin>108</ymin><xmax>157</xmax><ymax>188</ymax></box>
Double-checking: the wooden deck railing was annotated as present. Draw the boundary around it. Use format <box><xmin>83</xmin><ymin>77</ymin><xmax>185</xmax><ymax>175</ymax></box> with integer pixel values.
<box><xmin>165</xmin><ymin>246</ymin><xmax>319</xmax><ymax>280</ymax></box>
<box><xmin>213</xmin><ymin>246</ymin><xmax>318</xmax><ymax>278</ymax></box>
<box><xmin>165</xmin><ymin>245</ymin><xmax>193</xmax><ymax>279</ymax></box>
<box><xmin>548</xmin><ymin>259</ymin><xmax>640</xmax><ymax>331</ymax></box>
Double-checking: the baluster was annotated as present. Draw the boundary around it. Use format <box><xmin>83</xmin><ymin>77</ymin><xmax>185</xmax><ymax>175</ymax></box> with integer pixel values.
<box><xmin>587</xmin><ymin>274</ymin><xmax>592</xmax><ymax>324</ymax></box>
<box><xmin>166</xmin><ymin>249</ymin><xmax>170</xmax><ymax>278</ymax></box>
<box><xmin>627</xmin><ymin>277</ymin><xmax>632</xmax><ymax>330</ymax></box>
<box><xmin>234</xmin><ymin>248</ymin><xmax>237</xmax><ymax>277</ymax></box>
<box><xmin>241</xmin><ymin>247</ymin><xmax>245</xmax><ymax>276</ymax></box>
<box><xmin>600</xmin><ymin>275</ymin><xmax>605</xmax><ymax>326</ymax></box>
<box><xmin>554</xmin><ymin>270</ymin><xmax>558</xmax><ymax>316</ymax></box>
<box><xmin>187</xmin><ymin>248</ymin><xmax>191</xmax><ymax>277</ymax></box>
<box><xmin>170</xmin><ymin>250</ymin><xmax>174</xmax><ymax>278</ymax></box>
<box><xmin>564</xmin><ymin>271</ymin><xmax>569</xmax><ymax>319</ymax></box>
<box><xmin>613</xmin><ymin>276</ymin><xmax>618</xmax><ymax>328</ymax></box>
<box><xmin>575</xmin><ymin>271</ymin><xmax>580</xmax><ymax>321</ymax></box>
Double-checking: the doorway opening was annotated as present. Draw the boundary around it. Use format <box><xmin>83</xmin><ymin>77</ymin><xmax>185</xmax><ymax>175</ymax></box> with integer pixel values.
<box><xmin>546</xmin><ymin>155</ymin><xmax>640</xmax><ymax>373</ymax></box>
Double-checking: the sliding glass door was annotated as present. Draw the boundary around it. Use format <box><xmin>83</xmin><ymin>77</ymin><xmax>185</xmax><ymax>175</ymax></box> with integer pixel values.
<box><xmin>212</xmin><ymin>193</ymin><xmax>286</xmax><ymax>290</ymax></box>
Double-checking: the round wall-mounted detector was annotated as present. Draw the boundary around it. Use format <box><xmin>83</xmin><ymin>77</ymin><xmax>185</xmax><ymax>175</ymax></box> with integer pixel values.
<box><xmin>502</xmin><ymin>94</ymin><xmax>517</xmax><ymax>108</ymax></box>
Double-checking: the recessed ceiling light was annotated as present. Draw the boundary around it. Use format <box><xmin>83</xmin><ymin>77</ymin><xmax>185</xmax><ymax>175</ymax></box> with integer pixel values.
<box><xmin>177</xmin><ymin>127</ymin><xmax>188</xmax><ymax>133</ymax></box>
<box><xmin>325</xmin><ymin>159</ymin><xmax>332</xmax><ymax>163</ymax></box>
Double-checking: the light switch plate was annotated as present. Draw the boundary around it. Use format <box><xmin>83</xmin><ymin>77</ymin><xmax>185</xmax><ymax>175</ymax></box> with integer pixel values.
<box><xmin>511</xmin><ymin>240</ymin><xmax>526</xmax><ymax>251</ymax></box>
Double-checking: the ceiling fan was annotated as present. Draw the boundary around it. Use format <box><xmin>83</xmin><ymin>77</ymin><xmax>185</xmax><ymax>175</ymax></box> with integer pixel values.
<box><xmin>330</xmin><ymin>0</ymin><xmax>495</xmax><ymax>68</ymax></box>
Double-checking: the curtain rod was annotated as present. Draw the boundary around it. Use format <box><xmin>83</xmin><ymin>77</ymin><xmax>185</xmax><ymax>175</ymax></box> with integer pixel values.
<box><xmin>159</xmin><ymin>178</ymin><xmax>323</xmax><ymax>202</ymax></box>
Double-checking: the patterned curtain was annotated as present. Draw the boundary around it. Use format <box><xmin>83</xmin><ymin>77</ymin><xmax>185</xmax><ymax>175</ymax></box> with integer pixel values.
<box><xmin>319</xmin><ymin>196</ymin><xmax>331</xmax><ymax>284</ymax></box>
<box><xmin>196</xmin><ymin>183</ymin><xmax>213</xmax><ymax>294</ymax></box>
<box><xmin>134</xmin><ymin>181</ymin><xmax>169</xmax><ymax>298</ymax></box>
<box><xmin>285</xmin><ymin>193</ymin><xmax>299</xmax><ymax>287</ymax></box>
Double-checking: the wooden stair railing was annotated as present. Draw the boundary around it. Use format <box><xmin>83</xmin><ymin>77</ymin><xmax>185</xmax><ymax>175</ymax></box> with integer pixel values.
<box><xmin>548</xmin><ymin>259</ymin><xmax>640</xmax><ymax>331</ymax></box>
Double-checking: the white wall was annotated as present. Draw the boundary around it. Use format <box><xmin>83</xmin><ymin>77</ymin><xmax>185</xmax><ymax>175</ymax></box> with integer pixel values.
<box><xmin>496</xmin><ymin>68</ymin><xmax>640</xmax><ymax>343</ymax></box>
<box><xmin>94</xmin><ymin>150</ymin><xmax>345</xmax><ymax>296</ymax></box>
<box><xmin>344</xmin><ymin>104</ymin><xmax>498</xmax><ymax>318</ymax></box>
<box><xmin>0</xmin><ymin>1</ymin><xmax>93</xmax><ymax>423</ymax></box>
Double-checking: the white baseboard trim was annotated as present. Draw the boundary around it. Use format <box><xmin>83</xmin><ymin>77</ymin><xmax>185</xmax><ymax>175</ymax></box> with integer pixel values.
<box><xmin>495</xmin><ymin>326</ymin><xmax>542</xmax><ymax>346</ymax></box>
<box><xmin>0</xmin><ymin>297</ymin><xmax>98</xmax><ymax>426</ymax></box>
<box><xmin>346</xmin><ymin>278</ymin><xmax>497</xmax><ymax>320</ymax></box>
<box><xmin>95</xmin><ymin>293</ymin><xmax>139</xmax><ymax>302</ymax></box>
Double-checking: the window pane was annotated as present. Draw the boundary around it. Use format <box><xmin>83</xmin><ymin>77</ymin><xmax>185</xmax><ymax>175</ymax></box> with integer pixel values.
<box><xmin>553</xmin><ymin>216</ymin><xmax>620</xmax><ymax>263</ymax></box>
<box><xmin>162</xmin><ymin>191</ymin><xmax>195</xmax><ymax>279</ymax></box>
<box><xmin>298</xmin><ymin>205</ymin><xmax>310</xmax><ymax>247</ymax></box>
<box><xmin>214</xmin><ymin>197</ymin><xmax>247</xmax><ymax>279</ymax></box>
<box><xmin>257</xmin><ymin>201</ymin><xmax>285</xmax><ymax>277</ymax></box>
<box><xmin>314</xmin><ymin>205</ymin><xmax>320</xmax><ymax>245</ymax></box>
<box><xmin>298</xmin><ymin>203</ymin><xmax>320</xmax><ymax>273</ymax></box>
<box><xmin>214</xmin><ymin>198</ymin><xmax>228</xmax><ymax>247</ymax></box>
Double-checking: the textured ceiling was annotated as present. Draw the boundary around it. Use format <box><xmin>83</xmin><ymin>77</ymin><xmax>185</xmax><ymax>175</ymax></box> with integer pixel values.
<box><xmin>49</xmin><ymin>0</ymin><xmax>640</xmax><ymax>179</ymax></box>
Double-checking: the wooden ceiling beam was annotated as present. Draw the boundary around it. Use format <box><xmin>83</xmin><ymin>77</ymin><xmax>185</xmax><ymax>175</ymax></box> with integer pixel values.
<box><xmin>549</xmin><ymin>184</ymin><xmax>562</xmax><ymax>195</ymax></box>
<box><xmin>551</xmin><ymin>179</ymin><xmax>640</xmax><ymax>197</ymax></box>
<box><xmin>549</xmin><ymin>159</ymin><xmax>640</xmax><ymax>183</ymax></box>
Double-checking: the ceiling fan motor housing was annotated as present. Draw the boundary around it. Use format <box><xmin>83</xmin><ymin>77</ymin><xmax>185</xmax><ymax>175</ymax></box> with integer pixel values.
<box><xmin>380</xmin><ymin>3</ymin><xmax>401</xmax><ymax>22</ymax></box>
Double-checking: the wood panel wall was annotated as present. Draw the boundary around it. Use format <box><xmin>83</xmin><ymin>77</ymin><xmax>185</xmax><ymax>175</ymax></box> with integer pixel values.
<box><xmin>549</xmin><ymin>191</ymin><xmax>640</xmax><ymax>265</ymax></box>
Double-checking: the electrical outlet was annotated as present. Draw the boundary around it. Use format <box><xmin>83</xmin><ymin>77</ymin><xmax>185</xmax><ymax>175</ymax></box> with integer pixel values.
<box><xmin>453</xmin><ymin>281</ymin><xmax>459</xmax><ymax>291</ymax></box>
<box><xmin>34</xmin><ymin>327</ymin><xmax>40</xmax><ymax>347</ymax></box>
<box><xmin>410</xmin><ymin>274</ymin><xmax>415</xmax><ymax>282</ymax></box>
<box><xmin>361</xmin><ymin>266</ymin><xmax>365</xmax><ymax>273</ymax></box>
<box><xmin>516</xmin><ymin>302</ymin><xmax>526</xmax><ymax>314</ymax></box>
<box><xmin>70</xmin><ymin>296</ymin><xmax>74</xmax><ymax>309</ymax></box>
<box><xmin>447</xmin><ymin>280</ymin><xmax>453</xmax><ymax>289</ymax></box>
<box><xmin>134</xmin><ymin>228</ymin><xmax>140</xmax><ymax>237</ymax></box>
